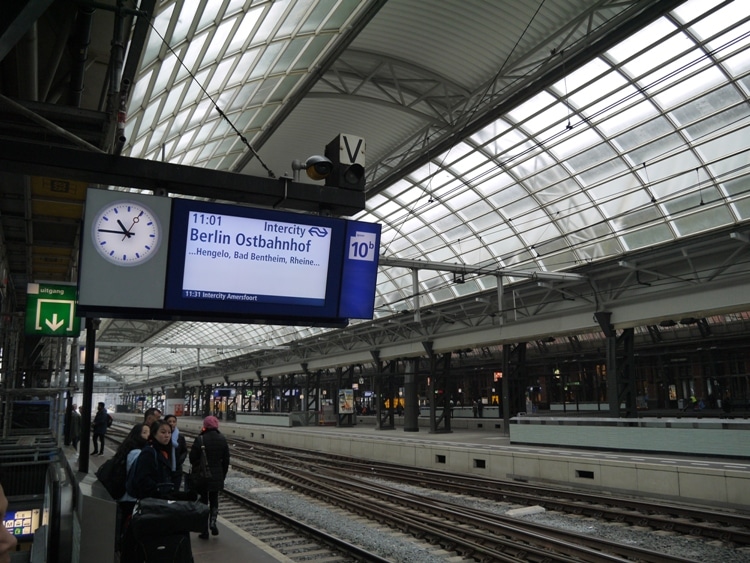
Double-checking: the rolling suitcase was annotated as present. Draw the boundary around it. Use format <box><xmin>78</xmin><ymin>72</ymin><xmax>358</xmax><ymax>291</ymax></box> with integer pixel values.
<box><xmin>129</xmin><ymin>498</ymin><xmax>205</xmax><ymax>563</ymax></box>
<box><xmin>134</xmin><ymin>532</ymin><xmax>193</xmax><ymax>562</ymax></box>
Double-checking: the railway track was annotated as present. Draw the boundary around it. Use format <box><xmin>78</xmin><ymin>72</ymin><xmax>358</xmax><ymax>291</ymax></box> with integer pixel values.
<box><xmin>109</xmin><ymin>424</ymin><xmax>750</xmax><ymax>561</ymax></box>
<box><xmin>239</xmin><ymin>441</ymin><xmax>750</xmax><ymax>547</ymax></box>
<box><xmin>219</xmin><ymin>489</ymin><xmax>394</xmax><ymax>563</ymax></box>
<box><xmin>239</xmin><ymin>455</ymin><xmax>693</xmax><ymax>562</ymax></box>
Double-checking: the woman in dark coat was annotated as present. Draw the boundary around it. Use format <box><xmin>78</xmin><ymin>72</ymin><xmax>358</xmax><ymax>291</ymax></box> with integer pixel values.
<box><xmin>115</xmin><ymin>423</ymin><xmax>150</xmax><ymax>561</ymax></box>
<box><xmin>189</xmin><ymin>415</ymin><xmax>229</xmax><ymax>539</ymax></box>
<box><xmin>128</xmin><ymin>420</ymin><xmax>174</xmax><ymax>500</ymax></box>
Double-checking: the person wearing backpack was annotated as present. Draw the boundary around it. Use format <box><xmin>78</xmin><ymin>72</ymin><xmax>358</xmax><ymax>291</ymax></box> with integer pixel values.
<box><xmin>127</xmin><ymin>420</ymin><xmax>175</xmax><ymax>500</ymax></box>
<box><xmin>189</xmin><ymin>416</ymin><xmax>229</xmax><ymax>540</ymax></box>
<box><xmin>113</xmin><ymin>423</ymin><xmax>150</xmax><ymax>559</ymax></box>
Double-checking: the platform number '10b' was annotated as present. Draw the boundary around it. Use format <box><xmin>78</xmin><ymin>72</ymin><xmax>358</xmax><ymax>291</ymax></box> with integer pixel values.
<box><xmin>349</xmin><ymin>231</ymin><xmax>377</xmax><ymax>262</ymax></box>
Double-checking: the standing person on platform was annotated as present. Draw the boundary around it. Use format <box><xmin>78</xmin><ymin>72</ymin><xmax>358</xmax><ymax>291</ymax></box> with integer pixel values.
<box><xmin>189</xmin><ymin>416</ymin><xmax>229</xmax><ymax>540</ymax></box>
<box><xmin>0</xmin><ymin>478</ymin><xmax>19</xmax><ymax>563</ymax></box>
<box><xmin>142</xmin><ymin>407</ymin><xmax>162</xmax><ymax>427</ymax></box>
<box><xmin>115</xmin><ymin>423</ymin><xmax>151</xmax><ymax>560</ymax></box>
<box><xmin>164</xmin><ymin>414</ymin><xmax>187</xmax><ymax>491</ymax></box>
<box><xmin>128</xmin><ymin>421</ymin><xmax>174</xmax><ymax>501</ymax></box>
<box><xmin>92</xmin><ymin>402</ymin><xmax>108</xmax><ymax>456</ymax></box>
<box><xmin>70</xmin><ymin>404</ymin><xmax>82</xmax><ymax>451</ymax></box>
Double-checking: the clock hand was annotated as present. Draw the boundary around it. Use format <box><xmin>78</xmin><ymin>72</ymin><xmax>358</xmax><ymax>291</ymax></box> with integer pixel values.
<box><xmin>98</xmin><ymin>228</ymin><xmax>133</xmax><ymax>237</ymax></box>
<box><xmin>117</xmin><ymin>219</ymin><xmax>133</xmax><ymax>236</ymax></box>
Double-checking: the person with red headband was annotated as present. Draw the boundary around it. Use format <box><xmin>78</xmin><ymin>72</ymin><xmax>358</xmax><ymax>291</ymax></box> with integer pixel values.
<box><xmin>189</xmin><ymin>416</ymin><xmax>229</xmax><ymax>539</ymax></box>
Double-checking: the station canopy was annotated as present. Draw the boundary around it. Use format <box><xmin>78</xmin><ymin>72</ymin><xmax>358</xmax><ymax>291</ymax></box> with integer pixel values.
<box><xmin>70</xmin><ymin>0</ymin><xmax>750</xmax><ymax>388</ymax></box>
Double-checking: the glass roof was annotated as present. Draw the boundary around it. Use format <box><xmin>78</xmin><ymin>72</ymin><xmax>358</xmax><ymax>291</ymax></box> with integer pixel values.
<box><xmin>111</xmin><ymin>0</ymin><xmax>750</xmax><ymax>381</ymax></box>
<box><xmin>125</xmin><ymin>0</ymin><xmax>367</xmax><ymax>170</ymax></box>
<box><xmin>361</xmin><ymin>0</ymin><xmax>750</xmax><ymax>314</ymax></box>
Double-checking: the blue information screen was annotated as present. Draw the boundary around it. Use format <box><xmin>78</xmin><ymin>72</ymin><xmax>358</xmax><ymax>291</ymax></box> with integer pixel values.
<box><xmin>165</xmin><ymin>199</ymin><xmax>380</xmax><ymax>322</ymax></box>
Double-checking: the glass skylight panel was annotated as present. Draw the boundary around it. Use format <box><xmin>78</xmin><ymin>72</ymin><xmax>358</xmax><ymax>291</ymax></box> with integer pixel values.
<box><xmin>202</xmin><ymin>18</ymin><xmax>237</xmax><ymax>66</ymax></box>
<box><xmin>278</xmin><ymin>0</ymin><xmax>317</xmax><ymax>36</ymax></box>
<box><xmin>272</xmin><ymin>37</ymin><xmax>311</xmax><ymax>73</ymax></box>
<box><xmin>565</xmin><ymin>140</ymin><xmax>616</xmax><ymax>176</ymax></box>
<box><xmin>526</xmin><ymin>166</ymin><xmax>571</xmax><ymax>194</ymax></box>
<box><xmin>465</xmin><ymin>211</ymin><xmax>498</xmax><ymax>233</ymax></box>
<box><xmin>503</xmin><ymin>196</ymin><xmax>546</xmax><ymax>223</ymax></box>
<box><xmin>371</xmin><ymin>200</ymin><xmax>402</xmax><ymax>220</ymax></box>
<box><xmin>196</xmin><ymin>1</ymin><xmax>222</xmax><ymax>34</ymax></box>
<box><xmin>449</xmin><ymin>149</ymin><xmax>489</xmax><ymax>176</ymax></box>
<box><xmin>548</xmin><ymin>127</ymin><xmax>601</xmax><ymax>161</ymax></box>
<box><xmin>171</xmin><ymin>0</ymin><xmax>198</xmax><ymax>45</ymax></box>
<box><xmin>581</xmin><ymin>84</ymin><xmax>642</xmax><ymax>127</ymax></box>
<box><xmin>564</xmin><ymin>64</ymin><xmax>627</xmax><ymax>109</ymax></box>
<box><xmin>520</xmin><ymin>104</ymin><xmax>568</xmax><ymax>137</ymax></box>
<box><xmin>458</xmin><ymin>199</ymin><xmax>493</xmax><ymax>222</ymax></box>
<box><xmin>142</xmin><ymin>4</ymin><xmax>175</xmax><ymax>68</ymax></box>
<box><xmin>577</xmin><ymin>159</ymin><xmax>629</xmax><ymax>189</ymax></box>
<box><xmin>626</xmin><ymin>133</ymin><xmax>685</xmax><ymax>171</ymax></box>
<box><xmin>443</xmin><ymin>188</ymin><xmax>481</xmax><ymax>211</ymax></box>
<box><xmin>507</xmin><ymin>91</ymin><xmax>557</xmax><ymax>124</ymax></box>
<box><xmin>724</xmin><ymin>37</ymin><xmax>750</xmax><ymax>77</ymax></box>
<box><xmin>474</xmin><ymin>170</ymin><xmax>514</xmax><ymax>197</ymax></box>
<box><xmin>611</xmin><ymin>115</ymin><xmax>673</xmax><ymax>154</ymax></box>
<box><xmin>699</xmin><ymin>128</ymin><xmax>750</xmax><ymax>170</ymax></box>
<box><xmin>628</xmin><ymin>34</ymin><xmax>697</xmax><ymax>87</ymax></box>
<box><xmin>608</xmin><ymin>18</ymin><xmax>678</xmax><ymax>66</ymax></box>
<box><xmin>149</xmin><ymin>121</ymin><xmax>170</xmax><ymax>152</ymax></box>
<box><xmin>471</xmin><ymin>118</ymin><xmax>512</xmax><ymax>147</ymax></box>
<box><xmin>507</xmin><ymin>150</ymin><xmax>556</xmax><ymax>183</ymax></box>
<box><xmin>597</xmin><ymin>96</ymin><xmax>656</xmax><ymax>137</ymax></box>
<box><xmin>129</xmin><ymin>136</ymin><xmax>147</xmax><ymax>158</ymax></box>
<box><xmin>621</xmin><ymin>224</ymin><xmax>673</xmax><ymax>251</ymax></box>
<box><xmin>207</xmin><ymin>57</ymin><xmax>236</xmax><ymax>92</ymax></box>
<box><xmin>653</xmin><ymin>65</ymin><xmax>726</xmax><ymax>109</ymax></box>
<box><xmin>129</xmin><ymin>68</ymin><xmax>153</xmax><ymax>111</ymax></box>
<box><xmin>162</xmin><ymin>81</ymin><xmax>187</xmax><ymax>118</ymax></box>
<box><xmin>175</xmin><ymin>34</ymin><xmax>209</xmax><ymax>83</ymax></box>
<box><xmin>256</xmin><ymin>1</ymin><xmax>289</xmax><ymax>44</ymax></box>
<box><xmin>172</xmin><ymin>118</ymin><xmax>195</xmax><ymax>152</ymax></box>
<box><xmin>686</xmin><ymin>1</ymin><xmax>750</xmax><ymax>43</ymax></box>
<box><xmin>152</xmin><ymin>54</ymin><xmax>178</xmax><ymax>95</ymax></box>
<box><xmin>407</xmin><ymin>161</ymin><xmax>442</xmax><ymax>184</ymax></box>
<box><xmin>487</xmin><ymin>183</ymin><xmax>528</xmax><ymax>209</ymax></box>
<box><xmin>140</xmin><ymin>102</ymin><xmax>161</xmax><ymax>135</ymax></box>
<box><xmin>442</xmin><ymin>221</ymin><xmax>473</xmax><ymax>245</ymax></box>
<box><xmin>421</xmin><ymin>237</ymin><xmax>452</xmax><ymax>256</ymax></box>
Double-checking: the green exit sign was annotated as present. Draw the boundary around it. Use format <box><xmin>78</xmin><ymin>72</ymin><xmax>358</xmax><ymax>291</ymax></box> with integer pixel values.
<box><xmin>25</xmin><ymin>283</ymin><xmax>81</xmax><ymax>336</ymax></box>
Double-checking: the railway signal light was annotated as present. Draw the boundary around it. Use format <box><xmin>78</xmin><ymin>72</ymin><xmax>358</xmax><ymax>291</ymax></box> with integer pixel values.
<box><xmin>325</xmin><ymin>134</ymin><xmax>366</xmax><ymax>191</ymax></box>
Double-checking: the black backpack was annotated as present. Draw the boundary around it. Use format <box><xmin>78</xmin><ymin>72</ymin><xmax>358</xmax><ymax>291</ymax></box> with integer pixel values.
<box><xmin>95</xmin><ymin>453</ymin><xmax>128</xmax><ymax>499</ymax></box>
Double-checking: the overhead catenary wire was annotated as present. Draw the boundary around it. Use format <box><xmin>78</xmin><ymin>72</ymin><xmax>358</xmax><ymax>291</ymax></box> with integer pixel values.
<box><xmin>144</xmin><ymin>21</ymin><xmax>276</xmax><ymax>178</ymax></box>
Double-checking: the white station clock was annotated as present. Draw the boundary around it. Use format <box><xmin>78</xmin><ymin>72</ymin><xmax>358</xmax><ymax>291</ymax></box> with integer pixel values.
<box><xmin>91</xmin><ymin>200</ymin><xmax>162</xmax><ymax>266</ymax></box>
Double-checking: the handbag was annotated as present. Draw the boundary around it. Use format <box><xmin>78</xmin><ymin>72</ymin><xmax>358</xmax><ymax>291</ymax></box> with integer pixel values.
<box><xmin>130</xmin><ymin>497</ymin><xmax>209</xmax><ymax>539</ymax></box>
<box><xmin>189</xmin><ymin>436</ymin><xmax>211</xmax><ymax>489</ymax></box>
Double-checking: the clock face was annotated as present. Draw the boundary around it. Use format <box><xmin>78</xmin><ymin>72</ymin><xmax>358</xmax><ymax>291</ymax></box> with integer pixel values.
<box><xmin>91</xmin><ymin>200</ymin><xmax>162</xmax><ymax>266</ymax></box>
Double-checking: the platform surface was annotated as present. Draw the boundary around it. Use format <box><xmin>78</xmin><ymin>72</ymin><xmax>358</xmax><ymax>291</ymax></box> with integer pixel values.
<box><xmin>79</xmin><ymin>445</ymin><xmax>288</xmax><ymax>563</ymax></box>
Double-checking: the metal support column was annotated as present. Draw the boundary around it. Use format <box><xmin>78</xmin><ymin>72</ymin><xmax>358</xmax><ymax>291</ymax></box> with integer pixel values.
<box><xmin>502</xmin><ymin>341</ymin><xmax>527</xmax><ymax>433</ymax></box>
<box><xmin>403</xmin><ymin>358</ymin><xmax>419</xmax><ymax>432</ymax></box>
<box><xmin>301</xmin><ymin>364</ymin><xmax>320</xmax><ymax>426</ymax></box>
<box><xmin>373</xmin><ymin>351</ymin><xmax>394</xmax><ymax>430</ymax></box>
<box><xmin>80</xmin><ymin>317</ymin><xmax>99</xmax><ymax>473</ymax></box>
<box><xmin>426</xmin><ymin>342</ymin><xmax>452</xmax><ymax>434</ymax></box>
<box><xmin>619</xmin><ymin>328</ymin><xmax>637</xmax><ymax>417</ymax></box>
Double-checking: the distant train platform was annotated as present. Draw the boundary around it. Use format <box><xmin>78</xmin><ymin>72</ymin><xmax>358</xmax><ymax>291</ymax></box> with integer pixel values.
<box><xmin>114</xmin><ymin>412</ymin><xmax>750</xmax><ymax>511</ymax></box>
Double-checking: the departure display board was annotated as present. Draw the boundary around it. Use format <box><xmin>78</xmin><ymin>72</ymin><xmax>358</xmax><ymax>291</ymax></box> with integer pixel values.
<box><xmin>166</xmin><ymin>199</ymin><xmax>347</xmax><ymax>319</ymax></box>
<box><xmin>78</xmin><ymin>189</ymin><xmax>381</xmax><ymax>325</ymax></box>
